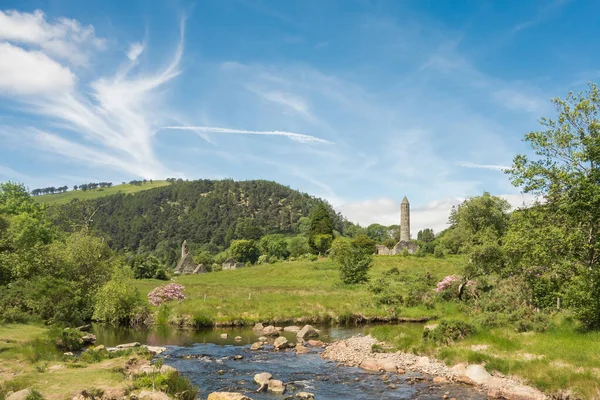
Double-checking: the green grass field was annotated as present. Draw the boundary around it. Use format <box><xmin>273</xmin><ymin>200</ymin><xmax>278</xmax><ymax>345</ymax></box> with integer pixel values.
<box><xmin>33</xmin><ymin>180</ymin><xmax>170</xmax><ymax>205</ymax></box>
<box><xmin>137</xmin><ymin>255</ymin><xmax>465</xmax><ymax>325</ymax></box>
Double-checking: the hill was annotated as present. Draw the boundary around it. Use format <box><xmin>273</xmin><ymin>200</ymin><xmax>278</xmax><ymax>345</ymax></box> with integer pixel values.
<box><xmin>47</xmin><ymin>179</ymin><xmax>353</xmax><ymax>265</ymax></box>
<box><xmin>33</xmin><ymin>180</ymin><xmax>170</xmax><ymax>205</ymax></box>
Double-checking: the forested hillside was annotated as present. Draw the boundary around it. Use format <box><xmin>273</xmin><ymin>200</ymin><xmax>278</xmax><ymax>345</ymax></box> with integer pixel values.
<box><xmin>47</xmin><ymin>179</ymin><xmax>352</xmax><ymax>265</ymax></box>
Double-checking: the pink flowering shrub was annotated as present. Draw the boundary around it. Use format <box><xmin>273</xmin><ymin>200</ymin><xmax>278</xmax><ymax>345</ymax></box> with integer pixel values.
<box><xmin>436</xmin><ymin>275</ymin><xmax>461</xmax><ymax>293</ymax></box>
<box><xmin>148</xmin><ymin>283</ymin><xmax>185</xmax><ymax>306</ymax></box>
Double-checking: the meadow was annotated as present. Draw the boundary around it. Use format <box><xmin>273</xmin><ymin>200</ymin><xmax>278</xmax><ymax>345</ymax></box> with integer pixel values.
<box><xmin>32</xmin><ymin>180</ymin><xmax>170</xmax><ymax>205</ymax></box>
<box><xmin>136</xmin><ymin>255</ymin><xmax>465</xmax><ymax>325</ymax></box>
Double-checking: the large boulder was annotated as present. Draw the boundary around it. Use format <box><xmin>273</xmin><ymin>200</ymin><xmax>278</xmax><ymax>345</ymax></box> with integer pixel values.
<box><xmin>273</xmin><ymin>336</ymin><xmax>290</xmax><ymax>350</ymax></box>
<box><xmin>6</xmin><ymin>389</ymin><xmax>33</xmax><ymax>400</ymax></box>
<box><xmin>296</xmin><ymin>325</ymin><xmax>319</xmax><ymax>339</ymax></box>
<box><xmin>207</xmin><ymin>393</ymin><xmax>253</xmax><ymax>400</ymax></box>
<box><xmin>268</xmin><ymin>379</ymin><xmax>286</xmax><ymax>394</ymax></box>
<box><xmin>262</xmin><ymin>325</ymin><xmax>280</xmax><ymax>337</ymax></box>
<box><xmin>464</xmin><ymin>364</ymin><xmax>492</xmax><ymax>385</ymax></box>
<box><xmin>138</xmin><ymin>391</ymin><xmax>170</xmax><ymax>400</ymax></box>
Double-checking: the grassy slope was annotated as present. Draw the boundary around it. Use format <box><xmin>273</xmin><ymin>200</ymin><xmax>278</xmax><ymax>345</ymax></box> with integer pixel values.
<box><xmin>139</xmin><ymin>255</ymin><xmax>600</xmax><ymax>398</ymax></box>
<box><xmin>137</xmin><ymin>255</ymin><xmax>465</xmax><ymax>325</ymax></box>
<box><xmin>33</xmin><ymin>180</ymin><xmax>170</xmax><ymax>205</ymax></box>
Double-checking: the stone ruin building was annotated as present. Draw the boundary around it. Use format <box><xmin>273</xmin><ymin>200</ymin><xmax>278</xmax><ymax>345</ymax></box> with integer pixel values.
<box><xmin>376</xmin><ymin>196</ymin><xmax>418</xmax><ymax>255</ymax></box>
<box><xmin>222</xmin><ymin>257</ymin><xmax>245</xmax><ymax>270</ymax></box>
<box><xmin>174</xmin><ymin>240</ymin><xmax>207</xmax><ymax>274</ymax></box>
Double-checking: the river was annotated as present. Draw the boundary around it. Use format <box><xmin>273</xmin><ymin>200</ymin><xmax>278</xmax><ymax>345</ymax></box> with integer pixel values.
<box><xmin>93</xmin><ymin>324</ymin><xmax>487</xmax><ymax>400</ymax></box>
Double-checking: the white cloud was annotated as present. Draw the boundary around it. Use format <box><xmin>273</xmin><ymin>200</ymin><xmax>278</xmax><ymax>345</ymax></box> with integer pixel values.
<box><xmin>162</xmin><ymin>126</ymin><xmax>333</xmax><ymax>144</ymax></box>
<box><xmin>493</xmin><ymin>88</ymin><xmax>548</xmax><ymax>115</ymax></box>
<box><xmin>0</xmin><ymin>9</ymin><xmax>105</xmax><ymax>66</ymax></box>
<box><xmin>0</xmin><ymin>165</ymin><xmax>30</xmax><ymax>181</ymax></box>
<box><xmin>0</xmin><ymin>42</ymin><xmax>76</xmax><ymax>95</ymax></box>
<box><xmin>127</xmin><ymin>42</ymin><xmax>144</xmax><ymax>61</ymax></box>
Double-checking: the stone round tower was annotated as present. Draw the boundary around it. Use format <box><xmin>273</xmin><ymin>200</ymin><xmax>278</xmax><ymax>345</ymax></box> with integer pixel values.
<box><xmin>400</xmin><ymin>196</ymin><xmax>410</xmax><ymax>242</ymax></box>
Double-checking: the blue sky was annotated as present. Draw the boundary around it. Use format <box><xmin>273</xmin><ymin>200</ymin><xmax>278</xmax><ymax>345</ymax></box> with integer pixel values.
<box><xmin>0</xmin><ymin>0</ymin><xmax>598</xmax><ymax>233</ymax></box>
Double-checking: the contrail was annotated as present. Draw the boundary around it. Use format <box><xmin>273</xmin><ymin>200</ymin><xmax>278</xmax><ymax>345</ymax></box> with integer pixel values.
<box><xmin>456</xmin><ymin>161</ymin><xmax>510</xmax><ymax>171</ymax></box>
<box><xmin>161</xmin><ymin>126</ymin><xmax>333</xmax><ymax>144</ymax></box>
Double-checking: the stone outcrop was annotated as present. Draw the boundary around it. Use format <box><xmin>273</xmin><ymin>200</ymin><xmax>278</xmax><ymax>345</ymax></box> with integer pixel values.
<box><xmin>6</xmin><ymin>389</ymin><xmax>33</xmax><ymax>400</ymax></box>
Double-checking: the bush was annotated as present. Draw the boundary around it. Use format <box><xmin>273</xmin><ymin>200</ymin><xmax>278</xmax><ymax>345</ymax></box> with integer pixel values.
<box><xmin>423</xmin><ymin>319</ymin><xmax>476</xmax><ymax>344</ymax></box>
<box><xmin>93</xmin><ymin>269</ymin><xmax>149</xmax><ymax>325</ymax></box>
<box><xmin>133</xmin><ymin>370</ymin><xmax>198</xmax><ymax>400</ymax></box>
<box><xmin>153</xmin><ymin>269</ymin><xmax>168</xmax><ymax>280</ymax></box>
<box><xmin>333</xmin><ymin>240</ymin><xmax>372</xmax><ymax>284</ymax></box>
<box><xmin>148</xmin><ymin>283</ymin><xmax>185</xmax><ymax>307</ymax></box>
<box><xmin>229</xmin><ymin>240</ymin><xmax>260</xmax><ymax>264</ymax></box>
<box><xmin>434</xmin><ymin>245</ymin><xmax>445</xmax><ymax>258</ymax></box>
<box><xmin>0</xmin><ymin>276</ymin><xmax>88</xmax><ymax>326</ymax></box>
<box><xmin>566</xmin><ymin>267</ymin><xmax>600</xmax><ymax>330</ymax></box>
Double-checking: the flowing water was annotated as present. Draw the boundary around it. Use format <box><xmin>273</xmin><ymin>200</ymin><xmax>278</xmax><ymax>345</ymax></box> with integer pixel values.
<box><xmin>93</xmin><ymin>325</ymin><xmax>487</xmax><ymax>400</ymax></box>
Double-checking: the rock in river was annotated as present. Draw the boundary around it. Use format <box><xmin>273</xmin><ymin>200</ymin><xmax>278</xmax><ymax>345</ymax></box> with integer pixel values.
<box><xmin>262</xmin><ymin>325</ymin><xmax>280</xmax><ymax>337</ymax></box>
<box><xmin>274</xmin><ymin>336</ymin><xmax>291</xmax><ymax>350</ymax></box>
<box><xmin>296</xmin><ymin>325</ymin><xmax>319</xmax><ymax>339</ymax></box>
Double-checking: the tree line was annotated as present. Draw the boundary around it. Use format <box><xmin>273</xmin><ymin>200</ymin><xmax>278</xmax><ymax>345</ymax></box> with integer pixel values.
<box><xmin>31</xmin><ymin>186</ymin><xmax>69</xmax><ymax>195</ymax></box>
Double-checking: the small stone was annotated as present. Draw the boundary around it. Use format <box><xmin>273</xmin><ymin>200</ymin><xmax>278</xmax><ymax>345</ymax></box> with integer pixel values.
<box><xmin>234</xmin><ymin>336</ymin><xmax>242</xmax><ymax>341</ymax></box>
<box><xmin>283</xmin><ymin>325</ymin><xmax>302</xmax><ymax>332</ymax></box>
<box><xmin>296</xmin><ymin>325</ymin><xmax>319</xmax><ymax>339</ymax></box>
<box><xmin>442</xmin><ymin>396</ymin><xmax>448</xmax><ymax>399</ymax></box>
<box><xmin>63</xmin><ymin>352</ymin><xmax>74</xmax><ymax>356</ymax></box>
<box><xmin>254</xmin><ymin>372</ymin><xmax>272</xmax><ymax>385</ymax></box>
<box><xmin>234</xmin><ymin>355</ymin><xmax>244</xmax><ymax>360</ymax></box>
<box><xmin>433</xmin><ymin>376</ymin><xmax>449</xmax><ymax>384</ymax></box>
<box><xmin>217</xmin><ymin>369</ymin><xmax>226</xmax><ymax>375</ymax></box>
<box><xmin>268</xmin><ymin>379</ymin><xmax>286</xmax><ymax>394</ymax></box>
<box><xmin>296</xmin><ymin>392</ymin><xmax>315</xmax><ymax>399</ymax></box>
<box><xmin>94</xmin><ymin>344</ymin><xmax>105</xmax><ymax>351</ymax></box>
<box><xmin>250</xmin><ymin>342</ymin><xmax>263</xmax><ymax>351</ymax></box>
<box><xmin>262</xmin><ymin>325</ymin><xmax>280</xmax><ymax>337</ymax></box>
<box><xmin>307</xmin><ymin>340</ymin><xmax>324</xmax><ymax>347</ymax></box>
<box><xmin>220</xmin><ymin>333</ymin><xmax>228</xmax><ymax>339</ymax></box>
<box><xmin>359</xmin><ymin>360</ymin><xmax>380</xmax><ymax>371</ymax></box>
<box><xmin>258</xmin><ymin>336</ymin><xmax>268</xmax><ymax>342</ymax></box>
<box><xmin>274</xmin><ymin>336</ymin><xmax>290</xmax><ymax>349</ymax></box>
<box><xmin>295</xmin><ymin>345</ymin><xmax>310</xmax><ymax>354</ymax></box>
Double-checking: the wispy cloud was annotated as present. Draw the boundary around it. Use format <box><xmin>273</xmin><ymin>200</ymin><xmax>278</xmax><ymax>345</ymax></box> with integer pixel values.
<box><xmin>511</xmin><ymin>0</ymin><xmax>571</xmax><ymax>34</ymax></box>
<box><xmin>161</xmin><ymin>126</ymin><xmax>333</xmax><ymax>144</ymax></box>
<box><xmin>457</xmin><ymin>161</ymin><xmax>510</xmax><ymax>171</ymax></box>
<box><xmin>0</xmin><ymin>164</ymin><xmax>30</xmax><ymax>181</ymax></box>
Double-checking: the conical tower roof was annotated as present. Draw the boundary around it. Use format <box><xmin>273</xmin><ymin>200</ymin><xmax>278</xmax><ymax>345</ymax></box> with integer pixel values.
<box><xmin>401</xmin><ymin>196</ymin><xmax>409</xmax><ymax>204</ymax></box>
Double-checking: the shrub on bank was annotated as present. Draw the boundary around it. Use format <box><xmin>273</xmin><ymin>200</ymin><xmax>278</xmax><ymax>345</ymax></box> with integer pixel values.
<box><xmin>423</xmin><ymin>319</ymin><xmax>476</xmax><ymax>345</ymax></box>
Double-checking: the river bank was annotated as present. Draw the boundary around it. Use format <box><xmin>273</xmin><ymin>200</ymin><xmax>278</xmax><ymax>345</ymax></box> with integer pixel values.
<box><xmin>321</xmin><ymin>335</ymin><xmax>547</xmax><ymax>400</ymax></box>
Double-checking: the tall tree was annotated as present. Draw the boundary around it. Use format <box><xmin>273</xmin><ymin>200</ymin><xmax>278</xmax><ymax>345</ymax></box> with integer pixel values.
<box><xmin>507</xmin><ymin>83</ymin><xmax>600</xmax><ymax>328</ymax></box>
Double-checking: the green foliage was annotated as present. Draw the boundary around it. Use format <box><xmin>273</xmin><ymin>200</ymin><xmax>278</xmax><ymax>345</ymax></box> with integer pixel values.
<box><xmin>229</xmin><ymin>239</ymin><xmax>260</xmax><ymax>264</ymax></box>
<box><xmin>193</xmin><ymin>250</ymin><xmax>214</xmax><ymax>266</ymax></box>
<box><xmin>422</xmin><ymin>319</ymin><xmax>476</xmax><ymax>345</ymax></box>
<box><xmin>287</xmin><ymin>235</ymin><xmax>310</xmax><ymax>258</ymax></box>
<box><xmin>133</xmin><ymin>370</ymin><xmax>198</xmax><ymax>400</ymax></box>
<box><xmin>48</xmin><ymin>179</ymin><xmax>353</xmax><ymax>266</ymax></box>
<box><xmin>417</xmin><ymin>228</ymin><xmax>435</xmax><ymax>242</ymax></box>
<box><xmin>92</xmin><ymin>268</ymin><xmax>149</xmax><ymax>325</ymax></box>
<box><xmin>259</xmin><ymin>234</ymin><xmax>289</xmax><ymax>259</ymax></box>
<box><xmin>506</xmin><ymin>83</ymin><xmax>600</xmax><ymax>328</ymax></box>
<box><xmin>352</xmin><ymin>234</ymin><xmax>377</xmax><ymax>255</ymax></box>
<box><xmin>312</xmin><ymin>234</ymin><xmax>333</xmax><ymax>255</ymax></box>
<box><xmin>53</xmin><ymin>328</ymin><xmax>86</xmax><ymax>351</ymax></box>
<box><xmin>0</xmin><ymin>277</ymin><xmax>88</xmax><ymax>325</ymax></box>
<box><xmin>332</xmin><ymin>238</ymin><xmax>373</xmax><ymax>284</ymax></box>
<box><xmin>308</xmin><ymin>203</ymin><xmax>334</xmax><ymax>252</ymax></box>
